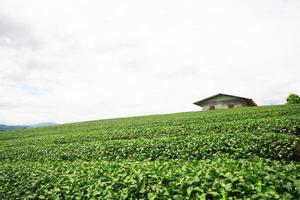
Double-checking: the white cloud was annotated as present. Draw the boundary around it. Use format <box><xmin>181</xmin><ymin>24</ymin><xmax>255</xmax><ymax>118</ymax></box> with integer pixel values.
<box><xmin>0</xmin><ymin>0</ymin><xmax>300</xmax><ymax>124</ymax></box>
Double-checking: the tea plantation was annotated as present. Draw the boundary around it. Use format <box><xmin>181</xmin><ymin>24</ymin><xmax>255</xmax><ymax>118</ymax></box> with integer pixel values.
<box><xmin>0</xmin><ymin>104</ymin><xmax>300</xmax><ymax>199</ymax></box>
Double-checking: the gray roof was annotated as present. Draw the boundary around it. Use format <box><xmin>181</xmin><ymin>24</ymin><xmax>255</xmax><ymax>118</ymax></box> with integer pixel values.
<box><xmin>193</xmin><ymin>93</ymin><xmax>257</xmax><ymax>107</ymax></box>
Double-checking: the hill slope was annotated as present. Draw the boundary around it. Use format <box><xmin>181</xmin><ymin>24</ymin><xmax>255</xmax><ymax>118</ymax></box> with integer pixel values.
<box><xmin>0</xmin><ymin>104</ymin><xmax>300</xmax><ymax>199</ymax></box>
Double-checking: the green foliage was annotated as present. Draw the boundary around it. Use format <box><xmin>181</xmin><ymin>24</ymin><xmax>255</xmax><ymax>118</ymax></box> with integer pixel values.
<box><xmin>0</xmin><ymin>104</ymin><xmax>300</xmax><ymax>198</ymax></box>
<box><xmin>0</xmin><ymin>159</ymin><xmax>300</xmax><ymax>200</ymax></box>
<box><xmin>287</xmin><ymin>93</ymin><xmax>300</xmax><ymax>104</ymax></box>
<box><xmin>1</xmin><ymin>132</ymin><xmax>299</xmax><ymax>162</ymax></box>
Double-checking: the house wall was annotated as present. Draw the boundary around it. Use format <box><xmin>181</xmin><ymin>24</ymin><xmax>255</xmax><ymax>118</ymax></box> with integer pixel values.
<box><xmin>202</xmin><ymin>96</ymin><xmax>246</xmax><ymax>110</ymax></box>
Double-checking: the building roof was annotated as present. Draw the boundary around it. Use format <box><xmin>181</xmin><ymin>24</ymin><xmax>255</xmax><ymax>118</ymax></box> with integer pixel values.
<box><xmin>193</xmin><ymin>93</ymin><xmax>257</xmax><ymax>107</ymax></box>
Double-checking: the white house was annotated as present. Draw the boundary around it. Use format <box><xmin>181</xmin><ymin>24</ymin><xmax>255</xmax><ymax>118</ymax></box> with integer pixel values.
<box><xmin>193</xmin><ymin>93</ymin><xmax>257</xmax><ymax>110</ymax></box>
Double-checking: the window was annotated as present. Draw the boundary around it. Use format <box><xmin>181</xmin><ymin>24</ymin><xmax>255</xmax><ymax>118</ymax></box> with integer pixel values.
<box><xmin>227</xmin><ymin>104</ymin><xmax>234</xmax><ymax>108</ymax></box>
<box><xmin>209</xmin><ymin>105</ymin><xmax>215</xmax><ymax>110</ymax></box>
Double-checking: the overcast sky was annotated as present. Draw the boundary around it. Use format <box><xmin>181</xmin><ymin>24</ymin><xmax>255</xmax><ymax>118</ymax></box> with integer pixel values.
<box><xmin>0</xmin><ymin>0</ymin><xmax>299</xmax><ymax>125</ymax></box>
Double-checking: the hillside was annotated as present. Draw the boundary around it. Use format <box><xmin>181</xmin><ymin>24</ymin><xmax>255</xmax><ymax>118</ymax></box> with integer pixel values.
<box><xmin>0</xmin><ymin>104</ymin><xmax>300</xmax><ymax>199</ymax></box>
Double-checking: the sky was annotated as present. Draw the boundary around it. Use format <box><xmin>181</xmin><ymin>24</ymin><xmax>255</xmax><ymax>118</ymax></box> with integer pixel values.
<box><xmin>0</xmin><ymin>0</ymin><xmax>300</xmax><ymax>125</ymax></box>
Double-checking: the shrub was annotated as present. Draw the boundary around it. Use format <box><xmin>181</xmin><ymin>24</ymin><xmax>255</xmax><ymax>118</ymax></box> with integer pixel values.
<box><xmin>1</xmin><ymin>104</ymin><xmax>300</xmax><ymax>199</ymax></box>
<box><xmin>1</xmin><ymin>159</ymin><xmax>300</xmax><ymax>199</ymax></box>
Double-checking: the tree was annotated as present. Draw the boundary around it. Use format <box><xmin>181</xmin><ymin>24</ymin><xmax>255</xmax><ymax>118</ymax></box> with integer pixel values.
<box><xmin>287</xmin><ymin>93</ymin><xmax>300</xmax><ymax>104</ymax></box>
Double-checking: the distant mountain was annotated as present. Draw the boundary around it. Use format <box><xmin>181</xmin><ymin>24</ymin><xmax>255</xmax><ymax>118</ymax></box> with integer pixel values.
<box><xmin>29</xmin><ymin>122</ymin><xmax>56</xmax><ymax>127</ymax></box>
<box><xmin>0</xmin><ymin>122</ymin><xmax>56</xmax><ymax>131</ymax></box>
<box><xmin>0</xmin><ymin>125</ymin><xmax>28</xmax><ymax>131</ymax></box>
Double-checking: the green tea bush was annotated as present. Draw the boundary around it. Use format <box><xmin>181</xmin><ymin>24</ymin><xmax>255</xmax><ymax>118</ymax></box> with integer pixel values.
<box><xmin>1</xmin><ymin>132</ymin><xmax>299</xmax><ymax>162</ymax></box>
<box><xmin>0</xmin><ymin>104</ymin><xmax>299</xmax><ymax>199</ymax></box>
<box><xmin>1</xmin><ymin>159</ymin><xmax>300</xmax><ymax>199</ymax></box>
